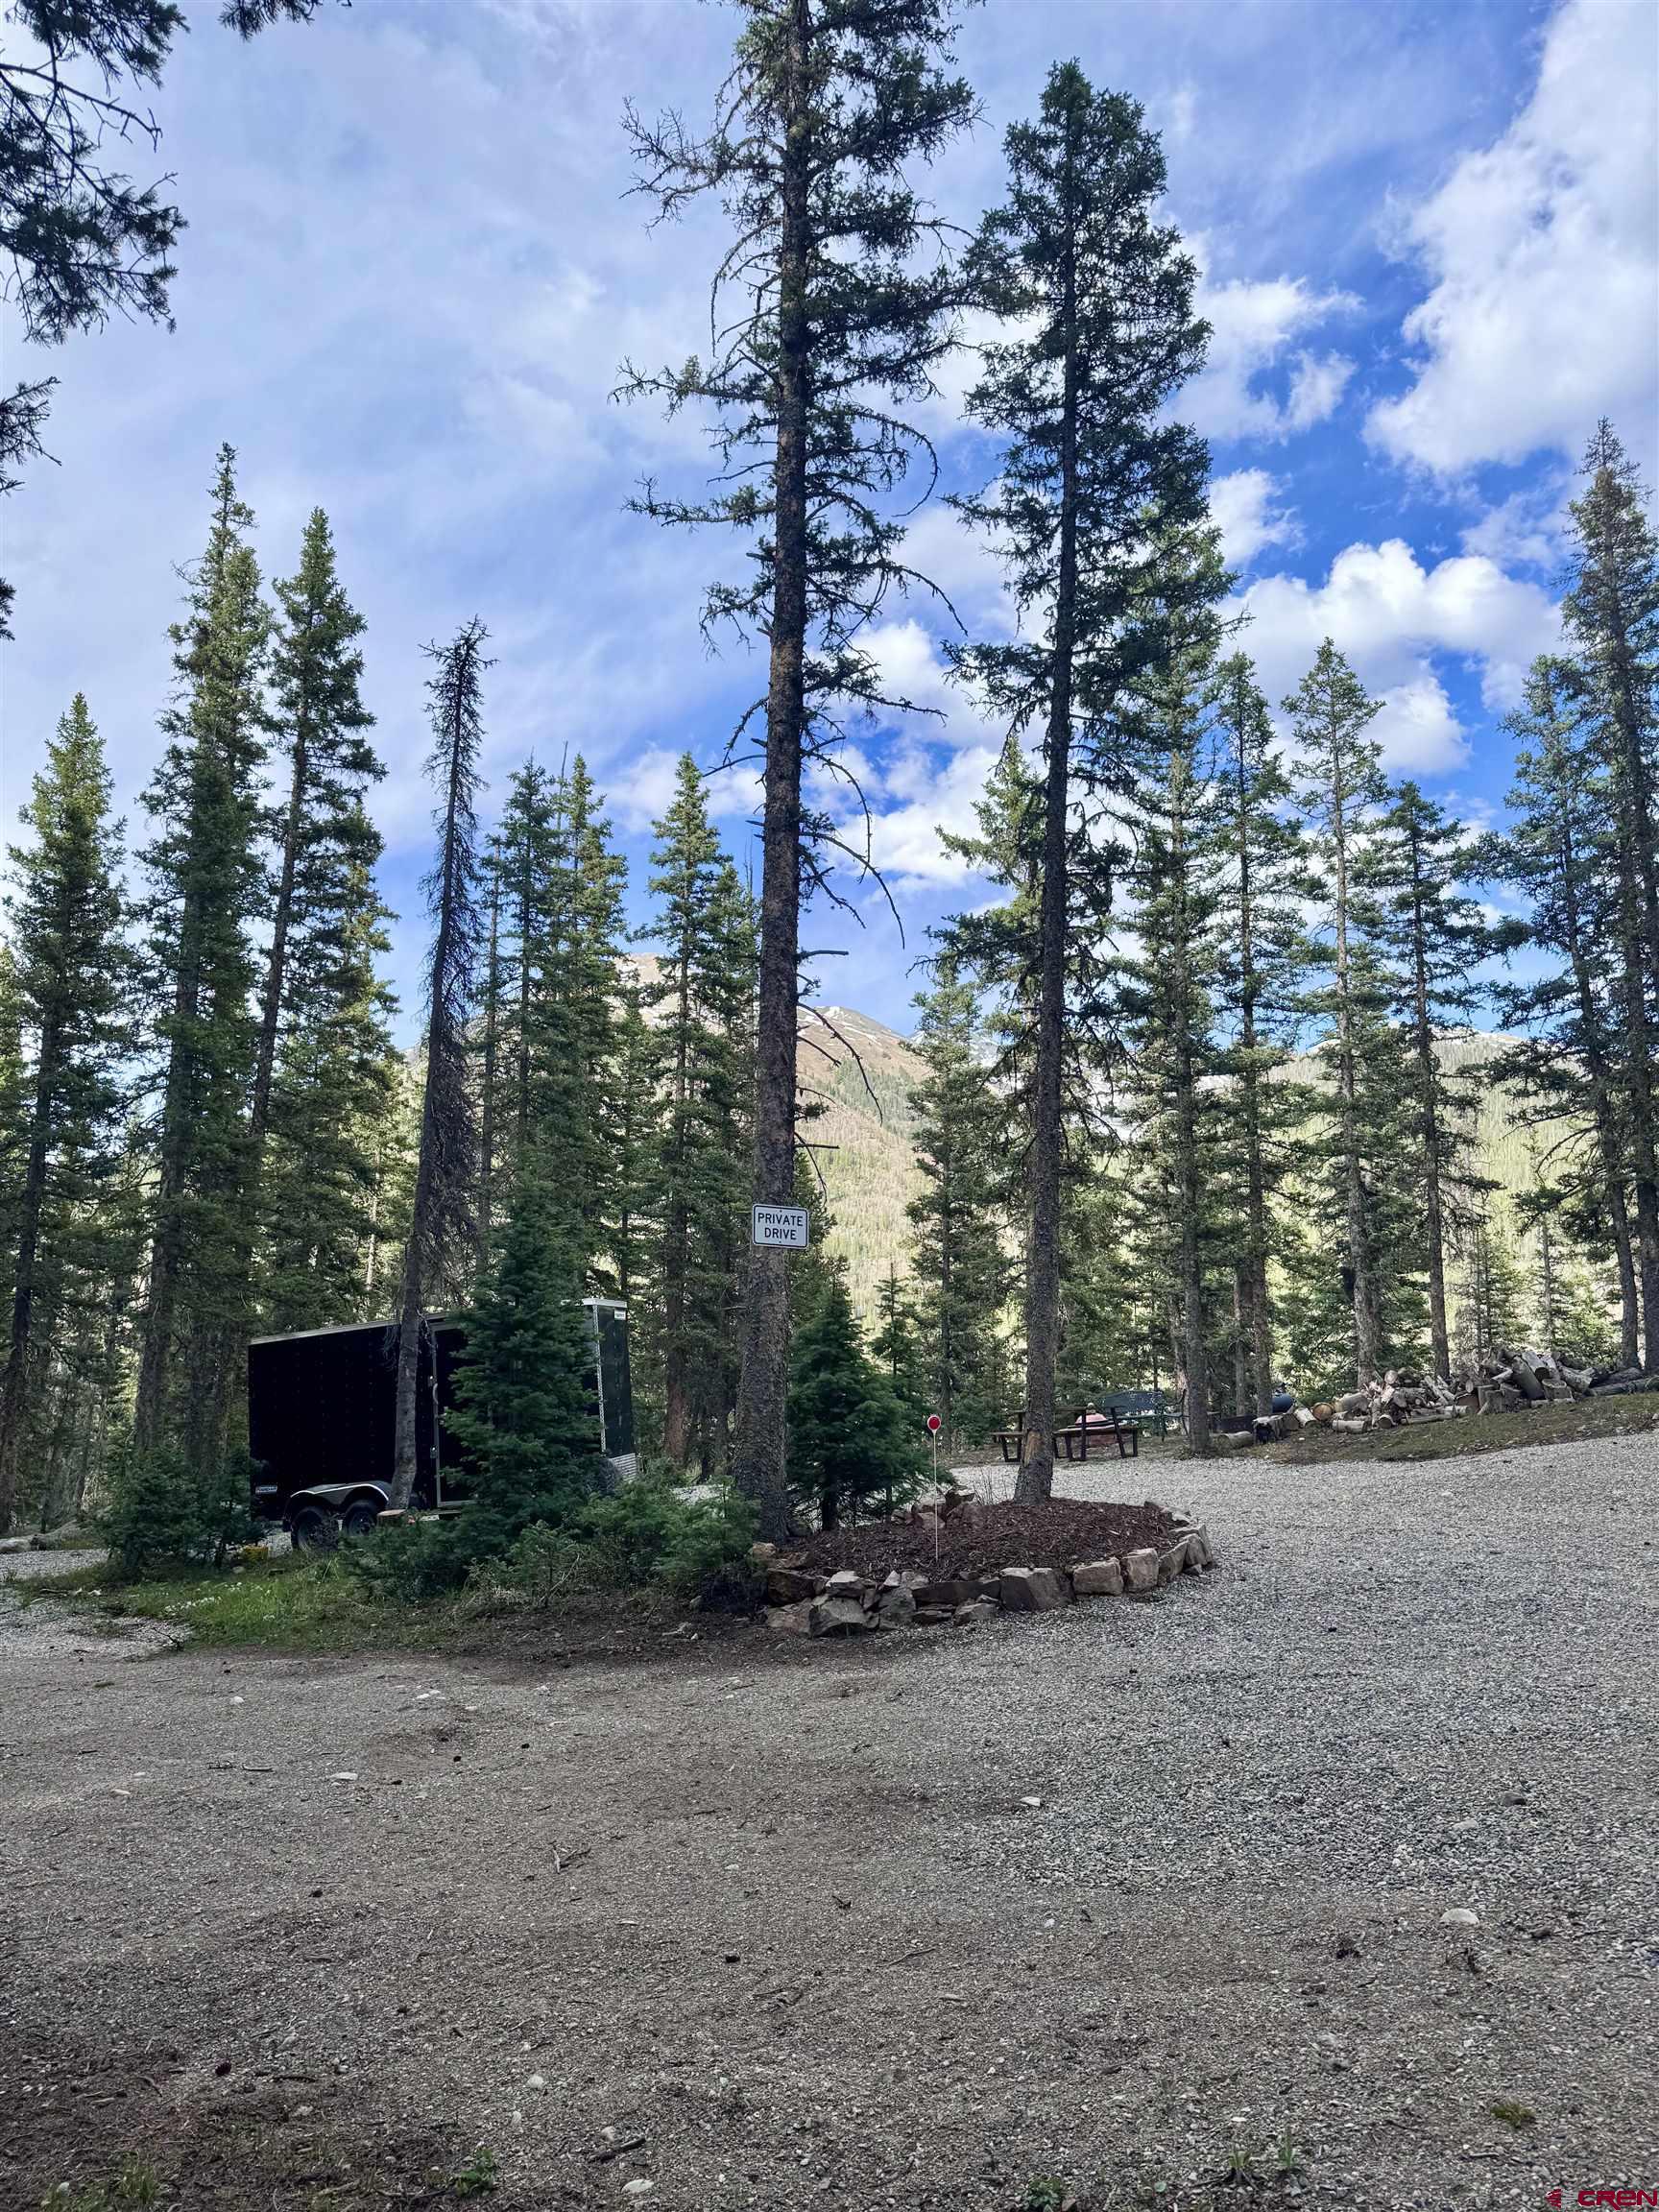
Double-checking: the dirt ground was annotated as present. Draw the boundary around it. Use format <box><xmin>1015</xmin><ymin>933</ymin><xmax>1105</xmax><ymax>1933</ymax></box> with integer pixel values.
<box><xmin>3</xmin><ymin>1440</ymin><xmax>1656</xmax><ymax>2212</ymax></box>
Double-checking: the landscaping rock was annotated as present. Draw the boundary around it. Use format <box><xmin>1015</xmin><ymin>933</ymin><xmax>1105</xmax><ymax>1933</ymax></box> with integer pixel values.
<box><xmin>1439</xmin><ymin>1907</ymin><xmax>1480</xmax><ymax>1929</ymax></box>
<box><xmin>1181</xmin><ymin>1525</ymin><xmax>1214</xmax><ymax>1569</ymax></box>
<box><xmin>1070</xmin><ymin>1557</ymin><xmax>1124</xmax><ymax>1598</ymax></box>
<box><xmin>913</xmin><ymin>1606</ymin><xmax>954</xmax><ymax>1627</ymax></box>
<box><xmin>808</xmin><ymin>1595</ymin><xmax>877</xmax><ymax>1637</ymax></box>
<box><xmin>1122</xmin><ymin>1548</ymin><xmax>1160</xmax><ymax>1592</ymax></box>
<box><xmin>825</xmin><ymin>1570</ymin><xmax>871</xmax><ymax>1607</ymax></box>
<box><xmin>998</xmin><ymin>1565</ymin><xmax>1070</xmax><ymax>1612</ymax></box>
<box><xmin>763</xmin><ymin>1599</ymin><xmax>814</xmax><ymax>1636</ymax></box>
<box><xmin>875</xmin><ymin>1581</ymin><xmax>917</xmax><ymax>1629</ymax></box>
<box><xmin>953</xmin><ymin>1599</ymin><xmax>999</xmax><ymax>1625</ymax></box>
<box><xmin>913</xmin><ymin>1576</ymin><xmax>975</xmax><ymax>1610</ymax></box>
<box><xmin>1155</xmin><ymin>1540</ymin><xmax>1189</xmax><ymax>1585</ymax></box>
<box><xmin>765</xmin><ymin>1567</ymin><xmax>816</xmax><ymax>1605</ymax></box>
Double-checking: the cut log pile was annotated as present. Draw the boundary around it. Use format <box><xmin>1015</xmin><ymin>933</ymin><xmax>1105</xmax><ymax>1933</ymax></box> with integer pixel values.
<box><xmin>1215</xmin><ymin>1347</ymin><xmax>1659</xmax><ymax>1452</ymax></box>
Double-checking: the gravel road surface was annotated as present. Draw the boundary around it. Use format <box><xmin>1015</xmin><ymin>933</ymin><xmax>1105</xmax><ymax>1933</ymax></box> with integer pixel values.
<box><xmin>2</xmin><ymin>1440</ymin><xmax>1654</xmax><ymax>2210</ymax></box>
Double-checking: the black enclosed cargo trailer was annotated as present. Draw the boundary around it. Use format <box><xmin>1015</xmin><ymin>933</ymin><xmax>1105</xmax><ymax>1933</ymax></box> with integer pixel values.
<box><xmin>247</xmin><ymin>1302</ymin><xmax>632</xmax><ymax>1548</ymax></box>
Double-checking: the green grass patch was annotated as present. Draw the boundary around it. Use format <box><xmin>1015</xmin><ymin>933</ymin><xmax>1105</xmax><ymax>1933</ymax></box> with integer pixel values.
<box><xmin>20</xmin><ymin>1553</ymin><xmax>447</xmax><ymax>1653</ymax></box>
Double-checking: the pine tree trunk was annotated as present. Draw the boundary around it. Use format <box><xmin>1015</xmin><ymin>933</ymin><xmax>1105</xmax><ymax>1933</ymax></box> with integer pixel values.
<box><xmin>1537</xmin><ymin>1207</ymin><xmax>1556</xmax><ymax>1356</ymax></box>
<box><xmin>479</xmin><ymin>865</ymin><xmax>501</xmax><ymax>1254</ymax></box>
<box><xmin>1235</xmin><ymin>784</ymin><xmax>1273</xmax><ymax>1415</ymax></box>
<box><xmin>0</xmin><ymin>1016</ymin><xmax>61</xmax><ymax>1530</ymax></box>
<box><xmin>1017</xmin><ymin>160</ymin><xmax>1081</xmax><ymax>1508</ymax></box>
<box><xmin>1406</xmin><ymin>828</ymin><xmax>1452</xmax><ymax>1381</ymax></box>
<box><xmin>1175</xmin><ymin>1052</ymin><xmax>1211</xmax><ymax>1455</ymax></box>
<box><xmin>1332</xmin><ymin>772</ymin><xmax>1379</xmax><ymax>1383</ymax></box>
<box><xmin>661</xmin><ymin>940</ymin><xmax>694</xmax><ymax>1467</ymax></box>
<box><xmin>733</xmin><ymin>0</ymin><xmax>810</xmax><ymax>1543</ymax></box>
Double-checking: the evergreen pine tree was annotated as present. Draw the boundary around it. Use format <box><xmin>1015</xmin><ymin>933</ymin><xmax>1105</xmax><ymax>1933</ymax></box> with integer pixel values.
<box><xmin>950</xmin><ymin>63</ymin><xmax>1210</xmax><ymax>1502</ymax></box>
<box><xmin>252</xmin><ymin>511</ymin><xmax>394</xmax><ymax>1332</ymax></box>
<box><xmin>1371</xmin><ymin>781</ymin><xmax>1516</xmax><ymax>1382</ymax></box>
<box><xmin>905</xmin><ymin>956</ymin><xmax>1012</xmax><ymax>1450</ymax></box>
<box><xmin>0</xmin><ymin>695</ymin><xmax>132</xmax><ymax>1531</ymax></box>
<box><xmin>1560</xmin><ymin>421</ymin><xmax>1659</xmax><ymax>1366</ymax></box>
<box><xmin>252</xmin><ymin>509</ymin><xmax>379</xmax><ymax>1147</ymax></box>
<box><xmin>622</xmin><ymin>0</ymin><xmax>975</xmax><ymax>1540</ymax></box>
<box><xmin>1115</xmin><ymin>527</ymin><xmax>1230</xmax><ymax>1451</ymax></box>
<box><xmin>1212</xmin><ymin>652</ymin><xmax>1312</xmax><ymax>1413</ymax></box>
<box><xmin>1287</xmin><ymin>640</ymin><xmax>1416</xmax><ymax>1385</ymax></box>
<box><xmin>134</xmin><ymin>445</ymin><xmax>270</xmax><ymax>1482</ymax></box>
<box><xmin>259</xmin><ymin>850</ymin><xmax>398</xmax><ymax>1332</ymax></box>
<box><xmin>388</xmin><ymin>621</ymin><xmax>489</xmax><ymax>1512</ymax></box>
<box><xmin>445</xmin><ymin>1161</ymin><xmax>605</xmax><ymax>1543</ymax></box>
<box><xmin>1493</xmin><ymin>657</ymin><xmax>1641</xmax><ymax>1367</ymax></box>
<box><xmin>550</xmin><ymin>758</ymin><xmax>629</xmax><ymax>1287</ymax></box>
<box><xmin>869</xmin><ymin>1264</ymin><xmax>926</xmax><ymax>1431</ymax></box>
<box><xmin>638</xmin><ymin>758</ymin><xmax>757</xmax><ymax>1469</ymax></box>
<box><xmin>788</xmin><ymin>1270</ymin><xmax>924</xmax><ymax>1529</ymax></box>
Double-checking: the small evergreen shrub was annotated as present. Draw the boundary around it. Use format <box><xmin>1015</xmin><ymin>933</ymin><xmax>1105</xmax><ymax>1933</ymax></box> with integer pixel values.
<box><xmin>99</xmin><ymin>1437</ymin><xmax>257</xmax><ymax>1577</ymax></box>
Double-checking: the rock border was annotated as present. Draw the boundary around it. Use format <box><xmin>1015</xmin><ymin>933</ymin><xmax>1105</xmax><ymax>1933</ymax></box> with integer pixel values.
<box><xmin>759</xmin><ymin>1507</ymin><xmax>1218</xmax><ymax>1639</ymax></box>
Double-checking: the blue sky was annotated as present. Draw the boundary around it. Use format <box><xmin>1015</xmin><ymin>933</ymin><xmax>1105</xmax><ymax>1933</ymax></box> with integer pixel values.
<box><xmin>4</xmin><ymin>0</ymin><xmax>1656</xmax><ymax>1035</ymax></box>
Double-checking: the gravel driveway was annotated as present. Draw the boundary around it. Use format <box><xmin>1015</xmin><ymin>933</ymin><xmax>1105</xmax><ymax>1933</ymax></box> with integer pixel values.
<box><xmin>2</xmin><ymin>1440</ymin><xmax>1654</xmax><ymax>2210</ymax></box>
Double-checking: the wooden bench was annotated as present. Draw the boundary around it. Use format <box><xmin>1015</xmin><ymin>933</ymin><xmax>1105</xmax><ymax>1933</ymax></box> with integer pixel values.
<box><xmin>992</xmin><ymin>1404</ymin><xmax>1141</xmax><ymax>1465</ymax></box>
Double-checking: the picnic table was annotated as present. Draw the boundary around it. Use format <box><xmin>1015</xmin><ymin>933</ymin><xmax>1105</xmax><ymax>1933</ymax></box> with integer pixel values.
<box><xmin>992</xmin><ymin>1403</ymin><xmax>1141</xmax><ymax>1464</ymax></box>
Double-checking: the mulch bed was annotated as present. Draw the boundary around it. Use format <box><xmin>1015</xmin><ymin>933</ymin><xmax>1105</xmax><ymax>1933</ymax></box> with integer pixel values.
<box><xmin>788</xmin><ymin>1498</ymin><xmax>1176</xmax><ymax>1586</ymax></box>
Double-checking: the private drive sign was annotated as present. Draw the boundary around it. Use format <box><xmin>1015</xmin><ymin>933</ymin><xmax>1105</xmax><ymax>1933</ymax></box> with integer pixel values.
<box><xmin>751</xmin><ymin>1203</ymin><xmax>810</xmax><ymax>1249</ymax></box>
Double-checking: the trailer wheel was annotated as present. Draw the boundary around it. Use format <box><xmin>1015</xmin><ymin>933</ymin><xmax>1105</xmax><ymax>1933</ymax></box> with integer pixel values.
<box><xmin>339</xmin><ymin>1499</ymin><xmax>380</xmax><ymax>1540</ymax></box>
<box><xmin>293</xmin><ymin>1503</ymin><xmax>340</xmax><ymax>1553</ymax></box>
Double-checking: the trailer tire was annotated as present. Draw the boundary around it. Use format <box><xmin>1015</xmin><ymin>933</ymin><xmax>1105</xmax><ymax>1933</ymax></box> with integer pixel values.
<box><xmin>293</xmin><ymin>1503</ymin><xmax>340</xmax><ymax>1554</ymax></box>
<box><xmin>339</xmin><ymin>1499</ymin><xmax>380</xmax><ymax>1540</ymax></box>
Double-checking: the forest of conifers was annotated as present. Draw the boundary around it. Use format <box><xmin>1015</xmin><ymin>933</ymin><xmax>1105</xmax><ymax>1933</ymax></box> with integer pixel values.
<box><xmin>3</xmin><ymin>1</ymin><xmax>1657</xmax><ymax>1551</ymax></box>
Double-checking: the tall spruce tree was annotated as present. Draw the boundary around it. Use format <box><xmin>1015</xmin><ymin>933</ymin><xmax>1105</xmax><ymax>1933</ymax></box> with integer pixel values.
<box><xmin>1371</xmin><ymin>781</ymin><xmax>1515</xmax><ymax>1382</ymax></box>
<box><xmin>0</xmin><ymin>696</ymin><xmax>131</xmax><ymax>1531</ymax></box>
<box><xmin>134</xmin><ymin>445</ymin><xmax>270</xmax><ymax>1481</ymax></box>
<box><xmin>1115</xmin><ymin>530</ymin><xmax>1230</xmax><ymax>1453</ymax></box>
<box><xmin>1494</xmin><ymin>656</ymin><xmax>1640</xmax><ymax>1365</ymax></box>
<box><xmin>253</xmin><ymin>509</ymin><xmax>394</xmax><ymax>1332</ymax></box>
<box><xmin>622</xmin><ymin>0</ymin><xmax>975</xmax><ymax>1539</ymax></box>
<box><xmin>548</xmin><ymin>758</ymin><xmax>629</xmax><ymax>1288</ymax></box>
<box><xmin>1212</xmin><ymin>653</ymin><xmax>1311</xmax><ymax>1414</ymax></box>
<box><xmin>951</xmin><ymin>64</ymin><xmax>1209</xmax><ymax>1501</ymax></box>
<box><xmin>1287</xmin><ymin>641</ymin><xmax>1401</xmax><ymax>1386</ymax></box>
<box><xmin>259</xmin><ymin>851</ymin><xmax>398</xmax><ymax>1332</ymax></box>
<box><xmin>1560</xmin><ymin>421</ymin><xmax>1659</xmax><ymax>1366</ymax></box>
<box><xmin>252</xmin><ymin>509</ymin><xmax>379</xmax><ymax>1150</ymax></box>
<box><xmin>388</xmin><ymin>621</ymin><xmax>489</xmax><ymax>1513</ymax></box>
<box><xmin>639</xmin><ymin>758</ymin><xmax>757</xmax><ymax>1468</ymax></box>
<box><xmin>905</xmin><ymin>956</ymin><xmax>1011</xmax><ymax>1448</ymax></box>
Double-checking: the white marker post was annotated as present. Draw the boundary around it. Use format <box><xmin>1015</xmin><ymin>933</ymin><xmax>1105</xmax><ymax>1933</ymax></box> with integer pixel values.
<box><xmin>926</xmin><ymin>1413</ymin><xmax>942</xmax><ymax>1565</ymax></box>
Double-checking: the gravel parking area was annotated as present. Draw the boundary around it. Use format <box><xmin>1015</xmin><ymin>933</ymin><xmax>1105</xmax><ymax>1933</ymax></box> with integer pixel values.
<box><xmin>2</xmin><ymin>1439</ymin><xmax>1655</xmax><ymax>2210</ymax></box>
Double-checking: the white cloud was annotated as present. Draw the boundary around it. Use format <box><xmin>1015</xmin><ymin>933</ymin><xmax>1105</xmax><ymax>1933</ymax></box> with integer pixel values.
<box><xmin>1369</xmin><ymin>675</ymin><xmax>1467</xmax><ymax>775</ymax></box>
<box><xmin>1367</xmin><ymin>0</ymin><xmax>1659</xmax><ymax>474</ymax></box>
<box><xmin>1211</xmin><ymin>469</ymin><xmax>1299</xmax><ymax>567</ymax></box>
<box><xmin>866</xmin><ymin>743</ymin><xmax>999</xmax><ymax>885</ymax></box>
<box><xmin>1184</xmin><ymin>267</ymin><xmax>1358</xmax><ymax>444</ymax></box>
<box><xmin>1458</xmin><ymin>478</ymin><xmax>1572</xmax><ymax>572</ymax></box>
<box><xmin>1237</xmin><ymin>537</ymin><xmax>1562</xmax><ymax>772</ymax></box>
